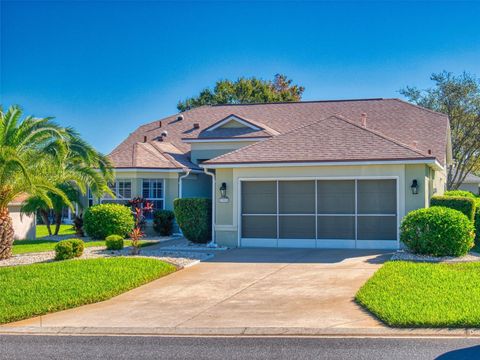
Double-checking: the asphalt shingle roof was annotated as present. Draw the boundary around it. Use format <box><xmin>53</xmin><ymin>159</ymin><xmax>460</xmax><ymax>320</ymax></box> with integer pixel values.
<box><xmin>108</xmin><ymin>98</ymin><xmax>449</xmax><ymax>169</ymax></box>
<box><xmin>203</xmin><ymin>115</ymin><xmax>434</xmax><ymax>165</ymax></box>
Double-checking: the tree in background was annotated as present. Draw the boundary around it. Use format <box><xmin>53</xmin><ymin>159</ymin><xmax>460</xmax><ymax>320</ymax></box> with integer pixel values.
<box><xmin>400</xmin><ymin>71</ymin><xmax>480</xmax><ymax>189</ymax></box>
<box><xmin>177</xmin><ymin>74</ymin><xmax>305</xmax><ymax>112</ymax></box>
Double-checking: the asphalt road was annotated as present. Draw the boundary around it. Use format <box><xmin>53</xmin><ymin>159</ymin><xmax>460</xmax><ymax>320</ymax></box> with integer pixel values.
<box><xmin>1</xmin><ymin>335</ymin><xmax>480</xmax><ymax>360</ymax></box>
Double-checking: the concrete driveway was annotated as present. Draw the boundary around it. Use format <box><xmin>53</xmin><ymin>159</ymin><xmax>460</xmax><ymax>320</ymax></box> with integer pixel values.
<box><xmin>4</xmin><ymin>249</ymin><xmax>390</xmax><ymax>333</ymax></box>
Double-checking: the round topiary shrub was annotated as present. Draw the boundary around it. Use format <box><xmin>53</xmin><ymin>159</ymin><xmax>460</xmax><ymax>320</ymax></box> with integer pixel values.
<box><xmin>55</xmin><ymin>239</ymin><xmax>84</xmax><ymax>260</ymax></box>
<box><xmin>83</xmin><ymin>204</ymin><xmax>135</xmax><ymax>240</ymax></box>
<box><xmin>105</xmin><ymin>234</ymin><xmax>124</xmax><ymax>250</ymax></box>
<box><xmin>401</xmin><ymin>207</ymin><xmax>475</xmax><ymax>257</ymax></box>
<box><xmin>153</xmin><ymin>210</ymin><xmax>175</xmax><ymax>236</ymax></box>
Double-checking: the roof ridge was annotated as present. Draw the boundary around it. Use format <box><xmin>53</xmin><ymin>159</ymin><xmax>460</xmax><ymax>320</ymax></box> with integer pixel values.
<box><xmin>209</xmin><ymin>98</ymin><xmax>385</xmax><ymax>107</ymax></box>
<box><xmin>139</xmin><ymin>105</ymin><xmax>211</xmax><ymax>131</ymax></box>
<box><xmin>330</xmin><ymin>114</ymin><xmax>432</xmax><ymax>158</ymax></box>
<box><xmin>389</xmin><ymin>98</ymin><xmax>449</xmax><ymax>118</ymax></box>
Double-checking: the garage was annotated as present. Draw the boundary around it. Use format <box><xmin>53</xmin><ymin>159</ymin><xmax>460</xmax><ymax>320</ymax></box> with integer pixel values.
<box><xmin>240</xmin><ymin>178</ymin><xmax>398</xmax><ymax>249</ymax></box>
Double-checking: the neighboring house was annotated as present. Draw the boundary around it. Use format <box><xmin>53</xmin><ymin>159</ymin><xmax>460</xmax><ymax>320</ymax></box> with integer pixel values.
<box><xmin>458</xmin><ymin>173</ymin><xmax>480</xmax><ymax>195</ymax></box>
<box><xmin>95</xmin><ymin>98</ymin><xmax>451</xmax><ymax>250</ymax></box>
<box><xmin>8</xmin><ymin>194</ymin><xmax>36</xmax><ymax>240</ymax></box>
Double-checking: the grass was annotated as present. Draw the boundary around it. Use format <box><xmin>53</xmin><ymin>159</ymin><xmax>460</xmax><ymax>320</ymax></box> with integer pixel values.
<box><xmin>356</xmin><ymin>261</ymin><xmax>480</xmax><ymax>328</ymax></box>
<box><xmin>0</xmin><ymin>257</ymin><xmax>176</xmax><ymax>324</ymax></box>
<box><xmin>13</xmin><ymin>239</ymin><xmax>157</xmax><ymax>255</ymax></box>
<box><xmin>36</xmin><ymin>224</ymin><xmax>76</xmax><ymax>238</ymax></box>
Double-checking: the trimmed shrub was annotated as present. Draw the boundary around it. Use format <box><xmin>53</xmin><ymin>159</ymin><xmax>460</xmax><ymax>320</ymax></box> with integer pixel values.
<box><xmin>83</xmin><ymin>203</ymin><xmax>135</xmax><ymax>240</ymax></box>
<box><xmin>173</xmin><ymin>198</ymin><xmax>211</xmax><ymax>243</ymax></box>
<box><xmin>444</xmin><ymin>190</ymin><xmax>477</xmax><ymax>198</ymax></box>
<box><xmin>401</xmin><ymin>207</ymin><xmax>475</xmax><ymax>257</ymax></box>
<box><xmin>430</xmin><ymin>196</ymin><xmax>476</xmax><ymax>222</ymax></box>
<box><xmin>105</xmin><ymin>235</ymin><xmax>124</xmax><ymax>250</ymax></box>
<box><xmin>70</xmin><ymin>239</ymin><xmax>84</xmax><ymax>257</ymax></box>
<box><xmin>153</xmin><ymin>210</ymin><xmax>175</xmax><ymax>236</ymax></box>
<box><xmin>55</xmin><ymin>239</ymin><xmax>85</xmax><ymax>260</ymax></box>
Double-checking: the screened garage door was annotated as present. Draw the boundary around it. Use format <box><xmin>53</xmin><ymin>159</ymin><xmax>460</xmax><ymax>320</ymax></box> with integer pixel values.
<box><xmin>240</xmin><ymin>179</ymin><xmax>398</xmax><ymax>249</ymax></box>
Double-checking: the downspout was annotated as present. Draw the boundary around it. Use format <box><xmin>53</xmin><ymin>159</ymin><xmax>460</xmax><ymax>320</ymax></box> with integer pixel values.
<box><xmin>175</xmin><ymin>168</ymin><xmax>191</xmax><ymax>237</ymax></box>
<box><xmin>203</xmin><ymin>168</ymin><xmax>217</xmax><ymax>248</ymax></box>
<box><xmin>178</xmin><ymin>168</ymin><xmax>191</xmax><ymax>199</ymax></box>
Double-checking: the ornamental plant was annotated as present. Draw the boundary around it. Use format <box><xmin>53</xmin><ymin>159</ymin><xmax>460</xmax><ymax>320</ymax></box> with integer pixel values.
<box><xmin>401</xmin><ymin>207</ymin><xmax>475</xmax><ymax>257</ymax></box>
<box><xmin>105</xmin><ymin>235</ymin><xmax>124</xmax><ymax>250</ymax></box>
<box><xmin>128</xmin><ymin>199</ymin><xmax>153</xmax><ymax>255</ymax></box>
<box><xmin>83</xmin><ymin>203</ymin><xmax>135</xmax><ymax>239</ymax></box>
<box><xmin>54</xmin><ymin>239</ymin><xmax>85</xmax><ymax>260</ymax></box>
<box><xmin>173</xmin><ymin>198</ymin><xmax>211</xmax><ymax>243</ymax></box>
<box><xmin>153</xmin><ymin>210</ymin><xmax>175</xmax><ymax>236</ymax></box>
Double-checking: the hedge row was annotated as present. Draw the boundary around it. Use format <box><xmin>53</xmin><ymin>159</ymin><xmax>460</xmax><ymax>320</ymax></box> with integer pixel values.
<box><xmin>430</xmin><ymin>196</ymin><xmax>476</xmax><ymax>222</ymax></box>
<box><xmin>430</xmin><ymin>194</ymin><xmax>480</xmax><ymax>245</ymax></box>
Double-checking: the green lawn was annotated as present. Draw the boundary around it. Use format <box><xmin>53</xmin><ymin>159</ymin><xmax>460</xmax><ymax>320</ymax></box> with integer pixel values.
<box><xmin>0</xmin><ymin>258</ymin><xmax>176</xmax><ymax>324</ymax></box>
<box><xmin>13</xmin><ymin>239</ymin><xmax>158</xmax><ymax>255</ymax></box>
<box><xmin>356</xmin><ymin>261</ymin><xmax>480</xmax><ymax>328</ymax></box>
<box><xmin>36</xmin><ymin>224</ymin><xmax>76</xmax><ymax>238</ymax></box>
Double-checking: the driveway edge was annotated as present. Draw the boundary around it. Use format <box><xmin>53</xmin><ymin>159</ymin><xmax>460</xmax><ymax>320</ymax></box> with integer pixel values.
<box><xmin>0</xmin><ymin>326</ymin><xmax>478</xmax><ymax>338</ymax></box>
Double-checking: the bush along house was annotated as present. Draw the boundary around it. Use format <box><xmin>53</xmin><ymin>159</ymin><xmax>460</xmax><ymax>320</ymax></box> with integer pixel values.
<box><xmin>85</xmin><ymin>99</ymin><xmax>452</xmax><ymax>249</ymax></box>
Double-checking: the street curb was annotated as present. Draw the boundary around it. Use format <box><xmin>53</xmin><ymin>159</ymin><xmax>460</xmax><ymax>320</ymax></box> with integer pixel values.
<box><xmin>1</xmin><ymin>326</ymin><xmax>479</xmax><ymax>338</ymax></box>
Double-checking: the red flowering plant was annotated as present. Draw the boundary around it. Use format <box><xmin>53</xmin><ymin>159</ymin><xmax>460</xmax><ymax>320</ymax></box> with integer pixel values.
<box><xmin>127</xmin><ymin>197</ymin><xmax>154</xmax><ymax>255</ymax></box>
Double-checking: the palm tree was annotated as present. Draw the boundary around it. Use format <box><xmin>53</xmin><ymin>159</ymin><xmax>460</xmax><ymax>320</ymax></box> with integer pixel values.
<box><xmin>22</xmin><ymin>132</ymin><xmax>114</xmax><ymax>236</ymax></box>
<box><xmin>0</xmin><ymin>105</ymin><xmax>112</xmax><ymax>258</ymax></box>
<box><xmin>0</xmin><ymin>105</ymin><xmax>72</xmax><ymax>258</ymax></box>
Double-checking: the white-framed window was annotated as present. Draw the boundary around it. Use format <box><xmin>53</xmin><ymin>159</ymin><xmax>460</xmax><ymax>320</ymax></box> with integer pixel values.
<box><xmin>142</xmin><ymin>179</ymin><xmax>165</xmax><ymax>213</ymax></box>
<box><xmin>101</xmin><ymin>179</ymin><xmax>132</xmax><ymax>204</ymax></box>
<box><xmin>87</xmin><ymin>187</ymin><xmax>94</xmax><ymax>207</ymax></box>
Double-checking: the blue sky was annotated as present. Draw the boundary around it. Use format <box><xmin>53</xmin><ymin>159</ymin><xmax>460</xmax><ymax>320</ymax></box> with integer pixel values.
<box><xmin>2</xmin><ymin>1</ymin><xmax>479</xmax><ymax>153</ymax></box>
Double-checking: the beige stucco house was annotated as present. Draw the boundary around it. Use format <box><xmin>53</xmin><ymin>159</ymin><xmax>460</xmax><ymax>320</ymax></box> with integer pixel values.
<box><xmin>101</xmin><ymin>98</ymin><xmax>451</xmax><ymax>250</ymax></box>
<box><xmin>8</xmin><ymin>194</ymin><xmax>36</xmax><ymax>240</ymax></box>
<box><xmin>458</xmin><ymin>173</ymin><xmax>480</xmax><ymax>195</ymax></box>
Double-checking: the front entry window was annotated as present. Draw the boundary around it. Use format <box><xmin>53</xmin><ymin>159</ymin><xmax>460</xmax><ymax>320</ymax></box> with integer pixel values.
<box><xmin>142</xmin><ymin>179</ymin><xmax>165</xmax><ymax>216</ymax></box>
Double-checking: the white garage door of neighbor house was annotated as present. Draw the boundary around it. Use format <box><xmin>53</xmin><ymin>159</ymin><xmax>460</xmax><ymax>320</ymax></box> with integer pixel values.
<box><xmin>240</xmin><ymin>179</ymin><xmax>398</xmax><ymax>249</ymax></box>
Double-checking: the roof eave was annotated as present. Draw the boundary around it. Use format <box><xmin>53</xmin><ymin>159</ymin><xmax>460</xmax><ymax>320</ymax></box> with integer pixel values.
<box><xmin>201</xmin><ymin>158</ymin><xmax>443</xmax><ymax>170</ymax></box>
<box><xmin>111</xmin><ymin>167</ymin><xmax>202</xmax><ymax>173</ymax></box>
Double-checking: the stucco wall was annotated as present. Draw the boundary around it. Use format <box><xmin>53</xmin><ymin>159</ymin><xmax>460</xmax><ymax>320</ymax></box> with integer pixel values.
<box><xmin>213</xmin><ymin>164</ymin><xmax>436</xmax><ymax>248</ymax></box>
<box><xmin>8</xmin><ymin>205</ymin><xmax>35</xmax><ymax>240</ymax></box>
<box><xmin>459</xmin><ymin>183</ymin><xmax>480</xmax><ymax>195</ymax></box>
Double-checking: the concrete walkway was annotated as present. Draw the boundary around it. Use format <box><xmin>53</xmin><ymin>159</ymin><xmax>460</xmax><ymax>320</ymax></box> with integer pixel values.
<box><xmin>2</xmin><ymin>248</ymin><xmax>403</xmax><ymax>335</ymax></box>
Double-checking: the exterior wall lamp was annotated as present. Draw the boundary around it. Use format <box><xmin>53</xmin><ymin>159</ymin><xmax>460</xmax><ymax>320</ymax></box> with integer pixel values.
<box><xmin>411</xmin><ymin>179</ymin><xmax>419</xmax><ymax>195</ymax></box>
<box><xmin>219</xmin><ymin>182</ymin><xmax>229</xmax><ymax>202</ymax></box>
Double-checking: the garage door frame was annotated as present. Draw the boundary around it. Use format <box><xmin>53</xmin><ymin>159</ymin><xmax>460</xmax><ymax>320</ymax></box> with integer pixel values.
<box><xmin>237</xmin><ymin>176</ymin><xmax>400</xmax><ymax>249</ymax></box>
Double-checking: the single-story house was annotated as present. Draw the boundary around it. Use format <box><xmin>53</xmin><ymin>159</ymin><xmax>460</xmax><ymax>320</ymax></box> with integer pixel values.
<box><xmin>8</xmin><ymin>194</ymin><xmax>36</xmax><ymax>240</ymax></box>
<box><xmin>93</xmin><ymin>98</ymin><xmax>451</xmax><ymax>250</ymax></box>
<box><xmin>458</xmin><ymin>173</ymin><xmax>480</xmax><ymax>195</ymax></box>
